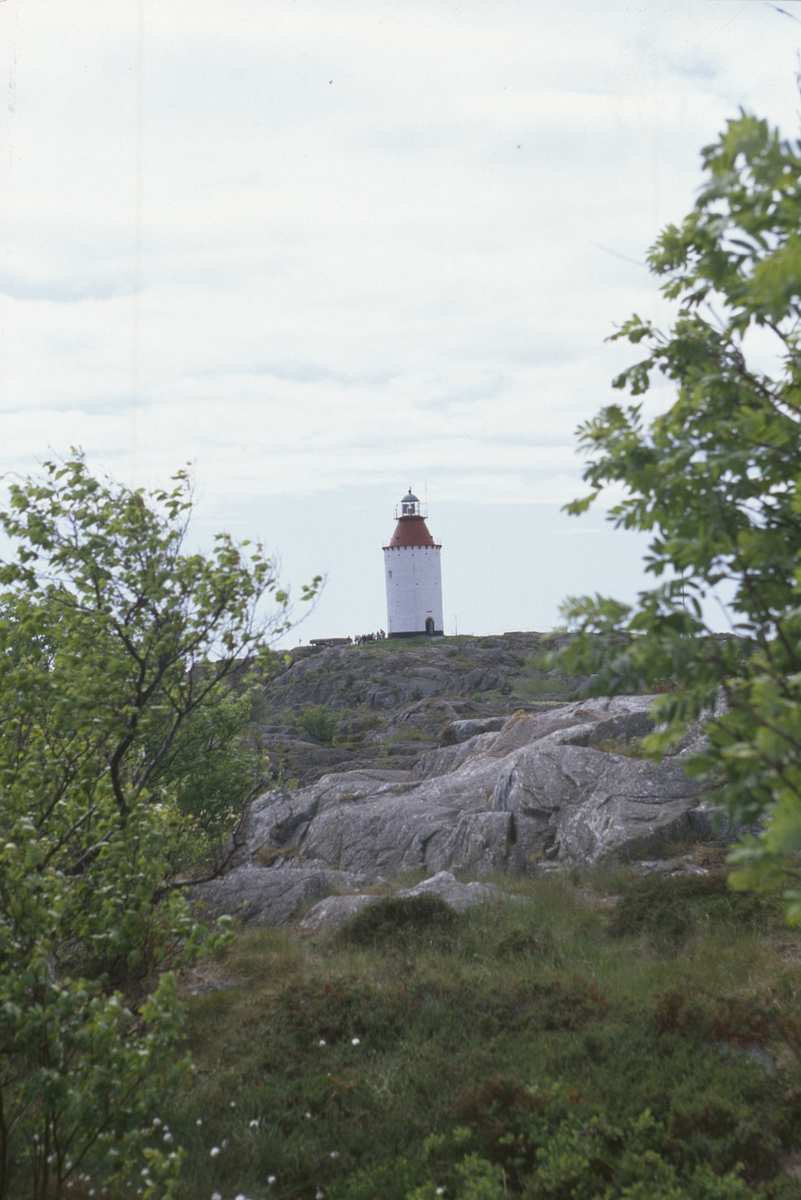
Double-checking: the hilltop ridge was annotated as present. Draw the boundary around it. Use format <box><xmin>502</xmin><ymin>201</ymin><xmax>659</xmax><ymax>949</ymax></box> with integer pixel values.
<box><xmin>256</xmin><ymin>631</ymin><xmax>591</xmax><ymax>786</ymax></box>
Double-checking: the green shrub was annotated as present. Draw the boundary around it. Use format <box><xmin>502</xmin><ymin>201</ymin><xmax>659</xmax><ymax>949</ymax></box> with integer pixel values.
<box><xmin>355</xmin><ymin>711</ymin><xmax>381</xmax><ymax>731</ymax></box>
<box><xmin>592</xmin><ymin>736</ymin><xmax>649</xmax><ymax>758</ymax></box>
<box><xmin>493</xmin><ymin>924</ymin><xmax>553</xmax><ymax>960</ymax></box>
<box><xmin>388</xmin><ymin>727</ymin><xmax>435</xmax><ymax>744</ymax></box>
<box><xmin>513</xmin><ymin>676</ymin><xmax>568</xmax><ymax>697</ymax></box>
<box><xmin>607</xmin><ymin>871</ymin><xmax>783</xmax><ymax>949</ymax></box>
<box><xmin>147</xmin><ymin>689</ymin><xmax>267</xmax><ymax>853</ymax></box>
<box><xmin>0</xmin><ymin>453</ymin><xmax>299</xmax><ymax>1198</ymax></box>
<box><xmin>338</xmin><ymin>895</ymin><xmax>461</xmax><ymax>949</ymax></box>
<box><xmin>652</xmin><ymin>988</ymin><xmax>801</xmax><ymax>1048</ymax></box>
<box><xmin>409</xmin><ymin>1094</ymin><xmax>756</xmax><ymax>1200</ymax></box>
<box><xmin>298</xmin><ymin>703</ymin><xmax>338</xmax><ymax>742</ymax></box>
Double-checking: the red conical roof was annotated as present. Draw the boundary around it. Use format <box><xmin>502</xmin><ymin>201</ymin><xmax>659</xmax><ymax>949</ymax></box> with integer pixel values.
<box><xmin>385</xmin><ymin>516</ymin><xmax>436</xmax><ymax>548</ymax></box>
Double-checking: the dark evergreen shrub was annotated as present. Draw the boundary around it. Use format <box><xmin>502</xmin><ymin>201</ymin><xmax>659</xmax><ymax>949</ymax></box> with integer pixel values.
<box><xmin>338</xmin><ymin>894</ymin><xmax>460</xmax><ymax>948</ymax></box>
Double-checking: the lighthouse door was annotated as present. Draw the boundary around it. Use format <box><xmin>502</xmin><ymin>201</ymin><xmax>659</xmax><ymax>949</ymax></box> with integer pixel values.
<box><xmin>425</xmin><ymin>617</ymin><xmax>435</xmax><ymax>636</ymax></box>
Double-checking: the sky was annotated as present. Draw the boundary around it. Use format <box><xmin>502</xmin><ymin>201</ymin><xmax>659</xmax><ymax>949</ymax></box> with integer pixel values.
<box><xmin>0</xmin><ymin>0</ymin><xmax>800</xmax><ymax>644</ymax></box>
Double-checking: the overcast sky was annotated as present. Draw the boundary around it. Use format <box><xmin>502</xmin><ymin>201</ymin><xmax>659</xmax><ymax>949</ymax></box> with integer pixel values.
<box><xmin>1</xmin><ymin>0</ymin><xmax>799</xmax><ymax>643</ymax></box>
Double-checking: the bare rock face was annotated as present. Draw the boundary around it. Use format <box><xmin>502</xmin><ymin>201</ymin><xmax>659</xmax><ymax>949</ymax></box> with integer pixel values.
<box><xmin>191</xmin><ymin>864</ymin><xmax>374</xmax><ymax>927</ymax></box>
<box><xmin>439</xmin><ymin>717</ymin><xmax>506</xmax><ymax>745</ymax></box>
<box><xmin>193</xmin><ymin>696</ymin><xmax>711</xmax><ymax>926</ymax></box>
<box><xmin>297</xmin><ymin>893</ymin><xmax>379</xmax><ymax>933</ymax></box>
<box><xmin>396</xmin><ymin>870</ymin><xmax>501</xmax><ymax>910</ymax></box>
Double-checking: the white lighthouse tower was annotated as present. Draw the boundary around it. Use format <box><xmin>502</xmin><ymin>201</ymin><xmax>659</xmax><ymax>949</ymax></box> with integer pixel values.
<box><xmin>383</xmin><ymin>488</ymin><xmax>444</xmax><ymax>638</ymax></box>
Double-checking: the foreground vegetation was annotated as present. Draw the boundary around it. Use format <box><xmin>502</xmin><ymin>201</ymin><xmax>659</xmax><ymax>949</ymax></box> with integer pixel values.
<box><xmin>558</xmin><ymin>108</ymin><xmax>801</xmax><ymax>912</ymax></box>
<box><xmin>4</xmin><ymin>97</ymin><xmax>801</xmax><ymax>1200</ymax></box>
<box><xmin>151</xmin><ymin>865</ymin><xmax>801</xmax><ymax>1200</ymax></box>
<box><xmin>0</xmin><ymin>456</ymin><xmax>317</xmax><ymax>1199</ymax></box>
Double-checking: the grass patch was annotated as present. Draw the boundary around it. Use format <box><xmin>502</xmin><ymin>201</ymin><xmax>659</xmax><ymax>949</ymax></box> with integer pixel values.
<box><xmin>512</xmin><ymin>676</ymin><xmax>577</xmax><ymax>698</ymax></box>
<box><xmin>607</xmin><ymin>870</ymin><xmax>784</xmax><ymax>950</ymax></box>
<box><xmin>159</xmin><ymin>872</ymin><xmax>801</xmax><ymax>1200</ymax></box>
<box><xmin>592</xmin><ymin>735</ymin><xmax>650</xmax><ymax>756</ymax></box>
<box><xmin>523</xmin><ymin>650</ymin><xmax>551</xmax><ymax>671</ymax></box>
<box><xmin>387</xmin><ymin>727</ymin><xmax>436</xmax><ymax>744</ymax></box>
<box><xmin>255</xmin><ymin>845</ymin><xmax>301</xmax><ymax>866</ymax></box>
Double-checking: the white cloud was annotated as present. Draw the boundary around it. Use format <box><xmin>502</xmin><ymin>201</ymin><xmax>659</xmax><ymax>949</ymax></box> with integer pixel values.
<box><xmin>0</xmin><ymin>0</ymin><xmax>798</xmax><ymax>638</ymax></box>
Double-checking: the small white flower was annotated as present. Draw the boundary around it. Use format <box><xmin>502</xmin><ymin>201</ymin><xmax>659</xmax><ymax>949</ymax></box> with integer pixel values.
<box><xmin>196</xmin><ymin>1118</ymin><xmax>203</xmax><ymax>1126</ymax></box>
<box><xmin>163</xmin><ymin>1132</ymin><xmax>173</xmax><ymax>1143</ymax></box>
<box><xmin>436</xmin><ymin>1190</ymin><xmax>445</xmax><ymax>1196</ymax></box>
<box><xmin>305</xmin><ymin>1111</ymin><xmax>312</xmax><ymax>1120</ymax></box>
<box><xmin>141</xmin><ymin>1169</ymin><xmax>150</xmax><ymax>1178</ymax></box>
<box><xmin>318</xmin><ymin>1039</ymin><xmax>326</xmax><ymax>1046</ymax></box>
<box><xmin>249</xmin><ymin>1118</ymin><xmax>260</xmax><ymax>1128</ymax></box>
<box><xmin>330</xmin><ymin>1150</ymin><xmax>340</xmax><ymax>1159</ymax></box>
<box><xmin>152</xmin><ymin>1118</ymin><xmax>162</xmax><ymax>1127</ymax></box>
<box><xmin>210</xmin><ymin>1146</ymin><xmax>221</xmax><ymax>1158</ymax></box>
<box><xmin>222</xmin><ymin>1139</ymin><xmax>229</xmax><ymax>1148</ymax></box>
<box><xmin>316</xmin><ymin>1190</ymin><xmax>324</xmax><ymax>1200</ymax></box>
<box><xmin>89</xmin><ymin>1191</ymin><xmax>95</xmax><ymax>1197</ymax></box>
<box><xmin>351</xmin><ymin>1037</ymin><xmax>360</xmax><ymax>1046</ymax></box>
<box><xmin>235</xmin><ymin>1194</ymin><xmax>246</xmax><ymax>1200</ymax></box>
<box><xmin>211</xmin><ymin>1192</ymin><xmax>222</xmax><ymax>1200</ymax></box>
<box><xmin>230</xmin><ymin>1101</ymin><xmax>236</xmax><ymax>1108</ymax></box>
<box><xmin>267</xmin><ymin>1176</ymin><xmax>277</xmax><ymax>1186</ymax></box>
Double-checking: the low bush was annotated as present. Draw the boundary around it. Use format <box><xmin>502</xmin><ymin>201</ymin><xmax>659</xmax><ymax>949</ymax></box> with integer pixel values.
<box><xmin>338</xmin><ymin>895</ymin><xmax>461</xmax><ymax>949</ymax></box>
<box><xmin>607</xmin><ymin>871</ymin><xmax>783</xmax><ymax>950</ymax></box>
<box><xmin>591</xmin><ymin>735</ymin><xmax>649</xmax><ymax>757</ymax></box>
<box><xmin>388</xmin><ymin>727</ymin><xmax>435</xmax><ymax>744</ymax></box>
<box><xmin>493</xmin><ymin>924</ymin><xmax>553</xmax><ymax>959</ymax></box>
<box><xmin>513</xmin><ymin>677</ymin><xmax>571</xmax><ymax>698</ymax></box>
<box><xmin>405</xmin><ymin>1091</ymin><xmax>757</xmax><ymax>1200</ymax></box>
<box><xmin>298</xmin><ymin>703</ymin><xmax>338</xmax><ymax>742</ymax></box>
<box><xmin>652</xmin><ymin>988</ymin><xmax>801</xmax><ymax>1049</ymax></box>
<box><xmin>523</xmin><ymin>650</ymin><xmax>550</xmax><ymax>672</ymax></box>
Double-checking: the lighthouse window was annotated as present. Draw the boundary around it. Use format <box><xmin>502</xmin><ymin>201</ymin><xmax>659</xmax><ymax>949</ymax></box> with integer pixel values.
<box><xmin>388</xmin><ymin>570</ymin><xmax>392</xmax><ymax>579</ymax></box>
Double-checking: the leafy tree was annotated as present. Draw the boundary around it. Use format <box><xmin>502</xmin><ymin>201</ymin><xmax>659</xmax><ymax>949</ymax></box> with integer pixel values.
<box><xmin>145</xmin><ymin>687</ymin><xmax>269</xmax><ymax>859</ymax></box>
<box><xmin>556</xmin><ymin>110</ymin><xmax>801</xmax><ymax>917</ymax></box>
<box><xmin>0</xmin><ymin>454</ymin><xmax>317</xmax><ymax>1198</ymax></box>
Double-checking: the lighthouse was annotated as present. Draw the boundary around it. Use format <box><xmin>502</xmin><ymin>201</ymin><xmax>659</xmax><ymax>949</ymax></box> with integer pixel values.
<box><xmin>383</xmin><ymin>488</ymin><xmax>444</xmax><ymax>637</ymax></box>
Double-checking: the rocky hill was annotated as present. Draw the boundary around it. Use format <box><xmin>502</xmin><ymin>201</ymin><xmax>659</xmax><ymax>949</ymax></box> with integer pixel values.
<box><xmin>196</xmin><ymin>684</ymin><xmax>719</xmax><ymax>929</ymax></box>
<box><xmin>255</xmin><ymin>631</ymin><xmax>592</xmax><ymax>787</ymax></box>
<box><xmin>189</xmin><ymin>632</ymin><xmax>727</xmax><ymax>931</ymax></box>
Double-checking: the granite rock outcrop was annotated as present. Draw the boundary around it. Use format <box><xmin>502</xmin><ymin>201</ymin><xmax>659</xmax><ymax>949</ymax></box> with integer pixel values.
<box><xmin>192</xmin><ymin>695</ymin><xmax>715</xmax><ymax>927</ymax></box>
